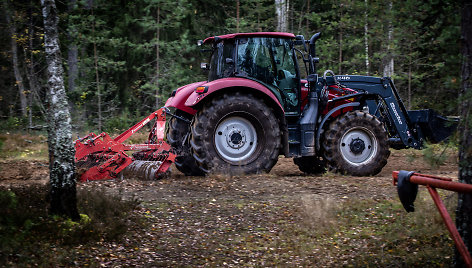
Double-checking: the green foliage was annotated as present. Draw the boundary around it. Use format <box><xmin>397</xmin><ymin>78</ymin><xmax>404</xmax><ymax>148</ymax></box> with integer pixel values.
<box><xmin>0</xmin><ymin>117</ymin><xmax>26</xmax><ymax>131</ymax></box>
<box><xmin>0</xmin><ymin>0</ymin><xmax>462</xmax><ymax>131</ymax></box>
<box><xmin>0</xmin><ymin>190</ymin><xmax>18</xmax><ymax>213</ymax></box>
<box><xmin>102</xmin><ymin>108</ymin><xmax>141</xmax><ymax>133</ymax></box>
<box><xmin>422</xmin><ymin>142</ymin><xmax>452</xmax><ymax>169</ymax></box>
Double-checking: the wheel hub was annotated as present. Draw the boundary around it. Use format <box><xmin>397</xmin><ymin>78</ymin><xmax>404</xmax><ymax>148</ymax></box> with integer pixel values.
<box><xmin>340</xmin><ymin>127</ymin><xmax>377</xmax><ymax>165</ymax></box>
<box><xmin>349</xmin><ymin>138</ymin><xmax>365</xmax><ymax>155</ymax></box>
<box><xmin>214</xmin><ymin>116</ymin><xmax>257</xmax><ymax>163</ymax></box>
<box><xmin>227</xmin><ymin>130</ymin><xmax>245</xmax><ymax>149</ymax></box>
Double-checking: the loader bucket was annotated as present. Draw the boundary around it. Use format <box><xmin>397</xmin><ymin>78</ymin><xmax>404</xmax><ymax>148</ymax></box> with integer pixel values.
<box><xmin>407</xmin><ymin>109</ymin><xmax>458</xmax><ymax>143</ymax></box>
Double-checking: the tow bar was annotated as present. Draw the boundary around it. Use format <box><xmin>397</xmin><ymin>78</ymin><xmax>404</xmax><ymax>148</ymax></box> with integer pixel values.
<box><xmin>393</xmin><ymin>171</ymin><xmax>472</xmax><ymax>267</ymax></box>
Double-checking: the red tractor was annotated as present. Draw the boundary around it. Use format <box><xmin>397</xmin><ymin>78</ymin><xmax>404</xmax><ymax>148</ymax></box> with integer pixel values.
<box><xmin>75</xmin><ymin>32</ymin><xmax>456</xmax><ymax>181</ymax></box>
<box><xmin>164</xmin><ymin>32</ymin><xmax>456</xmax><ymax>176</ymax></box>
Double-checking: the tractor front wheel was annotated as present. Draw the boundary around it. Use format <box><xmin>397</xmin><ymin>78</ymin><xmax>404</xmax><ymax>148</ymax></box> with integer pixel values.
<box><xmin>190</xmin><ymin>93</ymin><xmax>281</xmax><ymax>175</ymax></box>
<box><xmin>323</xmin><ymin>111</ymin><xmax>390</xmax><ymax>176</ymax></box>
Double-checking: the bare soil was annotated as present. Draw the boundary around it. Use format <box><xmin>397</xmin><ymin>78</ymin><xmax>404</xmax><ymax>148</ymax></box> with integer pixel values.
<box><xmin>0</xmin><ymin>149</ymin><xmax>459</xmax><ymax>266</ymax></box>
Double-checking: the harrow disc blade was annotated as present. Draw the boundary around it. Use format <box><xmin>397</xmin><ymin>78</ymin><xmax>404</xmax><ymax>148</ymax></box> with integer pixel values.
<box><xmin>119</xmin><ymin>160</ymin><xmax>166</xmax><ymax>180</ymax></box>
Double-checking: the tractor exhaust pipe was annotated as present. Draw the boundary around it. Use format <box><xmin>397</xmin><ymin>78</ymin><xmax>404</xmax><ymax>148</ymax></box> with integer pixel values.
<box><xmin>308</xmin><ymin>32</ymin><xmax>321</xmax><ymax>74</ymax></box>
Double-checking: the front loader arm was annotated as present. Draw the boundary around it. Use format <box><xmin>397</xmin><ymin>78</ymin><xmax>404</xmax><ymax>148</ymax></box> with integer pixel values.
<box><xmin>325</xmin><ymin>75</ymin><xmax>422</xmax><ymax>149</ymax></box>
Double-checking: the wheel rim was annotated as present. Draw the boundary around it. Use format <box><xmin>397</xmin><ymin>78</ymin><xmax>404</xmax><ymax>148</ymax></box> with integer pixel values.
<box><xmin>214</xmin><ymin>116</ymin><xmax>258</xmax><ymax>163</ymax></box>
<box><xmin>339</xmin><ymin>127</ymin><xmax>378</xmax><ymax>165</ymax></box>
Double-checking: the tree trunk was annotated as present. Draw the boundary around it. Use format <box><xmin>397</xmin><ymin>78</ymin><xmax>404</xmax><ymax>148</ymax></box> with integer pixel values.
<box><xmin>407</xmin><ymin>59</ymin><xmax>412</xmax><ymax>110</ymax></box>
<box><xmin>275</xmin><ymin>0</ymin><xmax>288</xmax><ymax>32</ymax></box>
<box><xmin>91</xmin><ymin>7</ymin><xmax>102</xmax><ymax>132</ymax></box>
<box><xmin>236</xmin><ymin>0</ymin><xmax>240</xmax><ymax>33</ymax></box>
<box><xmin>5</xmin><ymin>3</ymin><xmax>28</xmax><ymax>117</ymax></box>
<box><xmin>364</xmin><ymin>0</ymin><xmax>369</xmax><ymax>75</ymax></box>
<box><xmin>339</xmin><ymin>29</ymin><xmax>343</xmax><ymax>74</ymax></box>
<box><xmin>41</xmin><ymin>0</ymin><xmax>79</xmax><ymax>221</ymax></box>
<box><xmin>67</xmin><ymin>0</ymin><xmax>78</xmax><ymax>112</ymax></box>
<box><xmin>306</xmin><ymin>0</ymin><xmax>310</xmax><ymax>31</ymax></box>
<box><xmin>25</xmin><ymin>7</ymin><xmax>41</xmax><ymax>128</ymax></box>
<box><xmin>383</xmin><ymin>1</ymin><xmax>394</xmax><ymax>78</ymax></box>
<box><xmin>455</xmin><ymin>1</ymin><xmax>472</xmax><ymax>267</ymax></box>
<box><xmin>155</xmin><ymin>5</ymin><xmax>160</xmax><ymax>109</ymax></box>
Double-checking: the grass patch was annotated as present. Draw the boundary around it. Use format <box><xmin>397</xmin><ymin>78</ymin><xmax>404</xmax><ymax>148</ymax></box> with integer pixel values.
<box><xmin>0</xmin><ymin>133</ymin><xmax>48</xmax><ymax>160</ymax></box>
<box><xmin>0</xmin><ymin>184</ymin><xmax>142</xmax><ymax>266</ymax></box>
<box><xmin>292</xmin><ymin>191</ymin><xmax>456</xmax><ymax>266</ymax></box>
<box><xmin>137</xmin><ymin>193</ymin><xmax>455</xmax><ymax>266</ymax></box>
<box><xmin>190</xmin><ymin>193</ymin><xmax>456</xmax><ymax>266</ymax></box>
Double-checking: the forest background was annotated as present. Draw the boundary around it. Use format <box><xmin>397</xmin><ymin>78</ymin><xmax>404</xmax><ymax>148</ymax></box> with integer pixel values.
<box><xmin>0</xmin><ymin>0</ymin><xmax>461</xmax><ymax>133</ymax></box>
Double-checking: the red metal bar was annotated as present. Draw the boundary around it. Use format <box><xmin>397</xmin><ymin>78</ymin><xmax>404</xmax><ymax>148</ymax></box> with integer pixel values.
<box><xmin>426</xmin><ymin>186</ymin><xmax>472</xmax><ymax>267</ymax></box>
<box><xmin>392</xmin><ymin>171</ymin><xmax>472</xmax><ymax>267</ymax></box>
<box><xmin>113</xmin><ymin>111</ymin><xmax>156</xmax><ymax>143</ymax></box>
<box><xmin>393</xmin><ymin>171</ymin><xmax>472</xmax><ymax>193</ymax></box>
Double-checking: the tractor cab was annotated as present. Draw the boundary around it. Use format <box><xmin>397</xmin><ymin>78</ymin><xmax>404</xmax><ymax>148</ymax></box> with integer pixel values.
<box><xmin>202</xmin><ymin>33</ymin><xmax>301</xmax><ymax>113</ymax></box>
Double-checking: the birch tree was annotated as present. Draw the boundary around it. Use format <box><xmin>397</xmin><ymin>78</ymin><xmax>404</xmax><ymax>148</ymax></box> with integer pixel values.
<box><xmin>455</xmin><ymin>1</ymin><xmax>472</xmax><ymax>266</ymax></box>
<box><xmin>275</xmin><ymin>0</ymin><xmax>289</xmax><ymax>32</ymax></box>
<box><xmin>383</xmin><ymin>1</ymin><xmax>394</xmax><ymax>78</ymax></box>
<box><xmin>41</xmin><ymin>0</ymin><xmax>79</xmax><ymax>221</ymax></box>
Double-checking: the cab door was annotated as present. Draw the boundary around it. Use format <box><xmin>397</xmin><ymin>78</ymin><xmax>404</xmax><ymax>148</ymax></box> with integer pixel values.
<box><xmin>271</xmin><ymin>40</ymin><xmax>300</xmax><ymax>114</ymax></box>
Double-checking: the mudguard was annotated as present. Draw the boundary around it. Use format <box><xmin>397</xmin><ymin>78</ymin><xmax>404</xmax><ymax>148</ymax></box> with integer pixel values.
<box><xmin>183</xmin><ymin>77</ymin><xmax>284</xmax><ymax>112</ymax></box>
<box><xmin>165</xmin><ymin>81</ymin><xmax>206</xmax><ymax>115</ymax></box>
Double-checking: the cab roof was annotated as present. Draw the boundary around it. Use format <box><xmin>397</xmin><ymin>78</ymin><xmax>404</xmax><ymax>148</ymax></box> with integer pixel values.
<box><xmin>203</xmin><ymin>32</ymin><xmax>296</xmax><ymax>44</ymax></box>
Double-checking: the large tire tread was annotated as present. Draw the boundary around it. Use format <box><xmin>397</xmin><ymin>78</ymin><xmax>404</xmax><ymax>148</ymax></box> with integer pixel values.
<box><xmin>190</xmin><ymin>92</ymin><xmax>281</xmax><ymax>175</ymax></box>
<box><xmin>322</xmin><ymin>111</ymin><xmax>390</xmax><ymax>176</ymax></box>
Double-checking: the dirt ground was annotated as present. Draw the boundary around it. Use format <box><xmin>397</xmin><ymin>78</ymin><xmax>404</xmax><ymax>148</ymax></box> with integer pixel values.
<box><xmin>0</xmin><ymin>149</ymin><xmax>458</xmax><ymax>201</ymax></box>
<box><xmin>0</xmin><ymin>149</ymin><xmax>459</xmax><ymax>266</ymax></box>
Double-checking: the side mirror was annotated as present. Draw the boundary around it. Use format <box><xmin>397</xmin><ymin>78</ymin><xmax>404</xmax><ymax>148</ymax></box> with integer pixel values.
<box><xmin>200</xmin><ymin>62</ymin><xmax>209</xmax><ymax>70</ymax></box>
<box><xmin>294</xmin><ymin>35</ymin><xmax>307</xmax><ymax>52</ymax></box>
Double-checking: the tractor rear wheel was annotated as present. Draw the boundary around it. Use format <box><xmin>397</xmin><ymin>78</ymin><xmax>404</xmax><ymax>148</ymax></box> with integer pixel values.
<box><xmin>293</xmin><ymin>156</ymin><xmax>326</xmax><ymax>175</ymax></box>
<box><xmin>323</xmin><ymin>111</ymin><xmax>390</xmax><ymax>176</ymax></box>
<box><xmin>166</xmin><ymin>111</ymin><xmax>205</xmax><ymax>176</ymax></box>
<box><xmin>190</xmin><ymin>93</ymin><xmax>281</xmax><ymax>175</ymax></box>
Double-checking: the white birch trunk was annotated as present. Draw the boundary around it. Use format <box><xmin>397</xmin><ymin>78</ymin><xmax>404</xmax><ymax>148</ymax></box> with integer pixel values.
<box><xmin>67</xmin><ymin>0</ymin><xmax>78</xmax><ymax>100</ymax></box>
<box><xmin>41</xmin><ymin>0</ymin><xmax>79</xmax><ymax>220</ymax></box>
<box><xmin>275</xmin><ymin>0</ymin><xmax>289</xmax><ymax>32</ymax></box>
<box><xmin>383</xmin><ymin>1</ymin><xmax>394</xmax><ymax>78</ymax></box>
